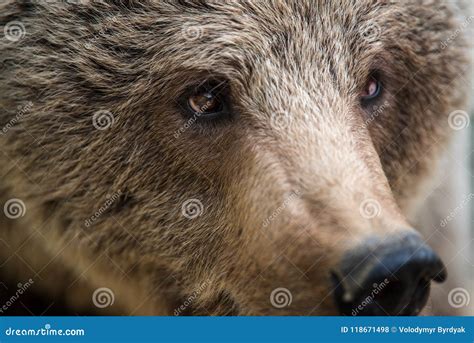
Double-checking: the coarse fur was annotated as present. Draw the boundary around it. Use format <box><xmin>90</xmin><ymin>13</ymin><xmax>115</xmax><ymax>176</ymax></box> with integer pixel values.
<box><xmin>0</xmin><ymin>0</ymin><xmax>471</xmax><ymax>315</ymax></box>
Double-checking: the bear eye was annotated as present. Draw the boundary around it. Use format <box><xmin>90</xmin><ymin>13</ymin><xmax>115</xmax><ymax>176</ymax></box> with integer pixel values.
<box><xmin>188</xmin><ymin>91</ymin><xmax>221</xmax><ymax>114</ymax></box>
<box><xmin>360</xmin><ymin>75</ymin><xmax>381</xmax><ymax>103</ymax></box>
<box><xmin>181</xmin><ymin>80</ymin><xmax>229</xmax><ymax>120</ymax></box>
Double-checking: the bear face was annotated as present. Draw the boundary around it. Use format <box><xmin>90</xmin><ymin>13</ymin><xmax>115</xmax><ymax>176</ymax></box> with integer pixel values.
<box><xmin>0</xmin><ymin>0</ymin><xmax>470</xmax><ymax>315</ymax></box>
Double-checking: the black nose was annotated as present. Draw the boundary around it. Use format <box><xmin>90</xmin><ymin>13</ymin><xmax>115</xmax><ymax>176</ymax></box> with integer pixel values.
<box><xmin>331</xmin><ymin>233</ymin><xmax>446</xmax><ymax>316</ymax></box>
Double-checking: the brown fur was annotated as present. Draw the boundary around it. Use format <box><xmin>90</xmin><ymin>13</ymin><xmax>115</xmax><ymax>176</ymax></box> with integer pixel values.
<box><xmin>0</xmin><ymin>0</ymin><xmax>471</xmax><ymax>315</ymax></box>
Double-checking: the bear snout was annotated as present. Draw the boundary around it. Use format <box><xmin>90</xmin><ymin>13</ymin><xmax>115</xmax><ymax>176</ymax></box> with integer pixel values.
<box><xmin>331</xmin><ymin>232</ymin><xmax>447</xmax><ymax>316</ymax></box>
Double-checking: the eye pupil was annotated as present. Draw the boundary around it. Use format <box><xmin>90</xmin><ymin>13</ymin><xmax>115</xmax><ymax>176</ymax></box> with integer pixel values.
<box><xmin>180</xmin><ymin>80</ymin><xmax>230</xmax><ymax>122</ymax></box>
<box><xmin>367</xmin><ymin>80</ymin><xmax>377</xmax><ymax>96</ymax></box>
<box><xmin>189</xmin><ymin>93</ymin><xmax>217</xmax><ymax>114</ymax></box>
<box><xmin>361</xmin><ymin>76</ymin><xmax>381</xmax><ymax>102</ymax></box>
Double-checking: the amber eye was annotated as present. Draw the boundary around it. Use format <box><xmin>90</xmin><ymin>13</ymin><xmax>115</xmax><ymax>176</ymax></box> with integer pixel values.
<box><xmin>188</xmin><ymin>91</ymin><xmax>221</xmax><ymax>114</ymax></box>
<box><xmin>181</xmin><ymin>80</ymin><xmax>229</xmax><ymax>121</ymax></box>
<box><xmin>361</xmin><ymin>75</ymin><xmax>381</xmax><ymax>102</ymax></box>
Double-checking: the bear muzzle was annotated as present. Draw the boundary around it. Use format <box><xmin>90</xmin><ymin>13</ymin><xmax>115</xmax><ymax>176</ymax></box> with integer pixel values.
<box><xmin>331</xmin><ymin>232</ymin><xmax>447</xmax><ymax>316</ymax></box>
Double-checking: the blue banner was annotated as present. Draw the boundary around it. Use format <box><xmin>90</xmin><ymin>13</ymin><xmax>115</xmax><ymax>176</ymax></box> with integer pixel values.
<box><xmin>0</xmin><ymin>316</ymin><xmax>472</xmax><ymax>343</ymax></box>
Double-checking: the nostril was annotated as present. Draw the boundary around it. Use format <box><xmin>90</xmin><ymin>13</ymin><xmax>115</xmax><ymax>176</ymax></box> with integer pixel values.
<box><xmin>373</xmin><ymin>279</ymin><xmax>404</xmax><ymax>313</ymax></box>
<box><xmin>331</xmin><ymin>233</ymin><xmax>447</xmax><ymax>316</ymax></box>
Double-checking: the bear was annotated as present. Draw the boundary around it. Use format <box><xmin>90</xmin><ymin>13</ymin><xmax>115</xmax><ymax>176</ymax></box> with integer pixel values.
<box><xmin>0</xmin><ymin>0</ymin><xmax>472</xmax><ymax>316</ymax></box>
